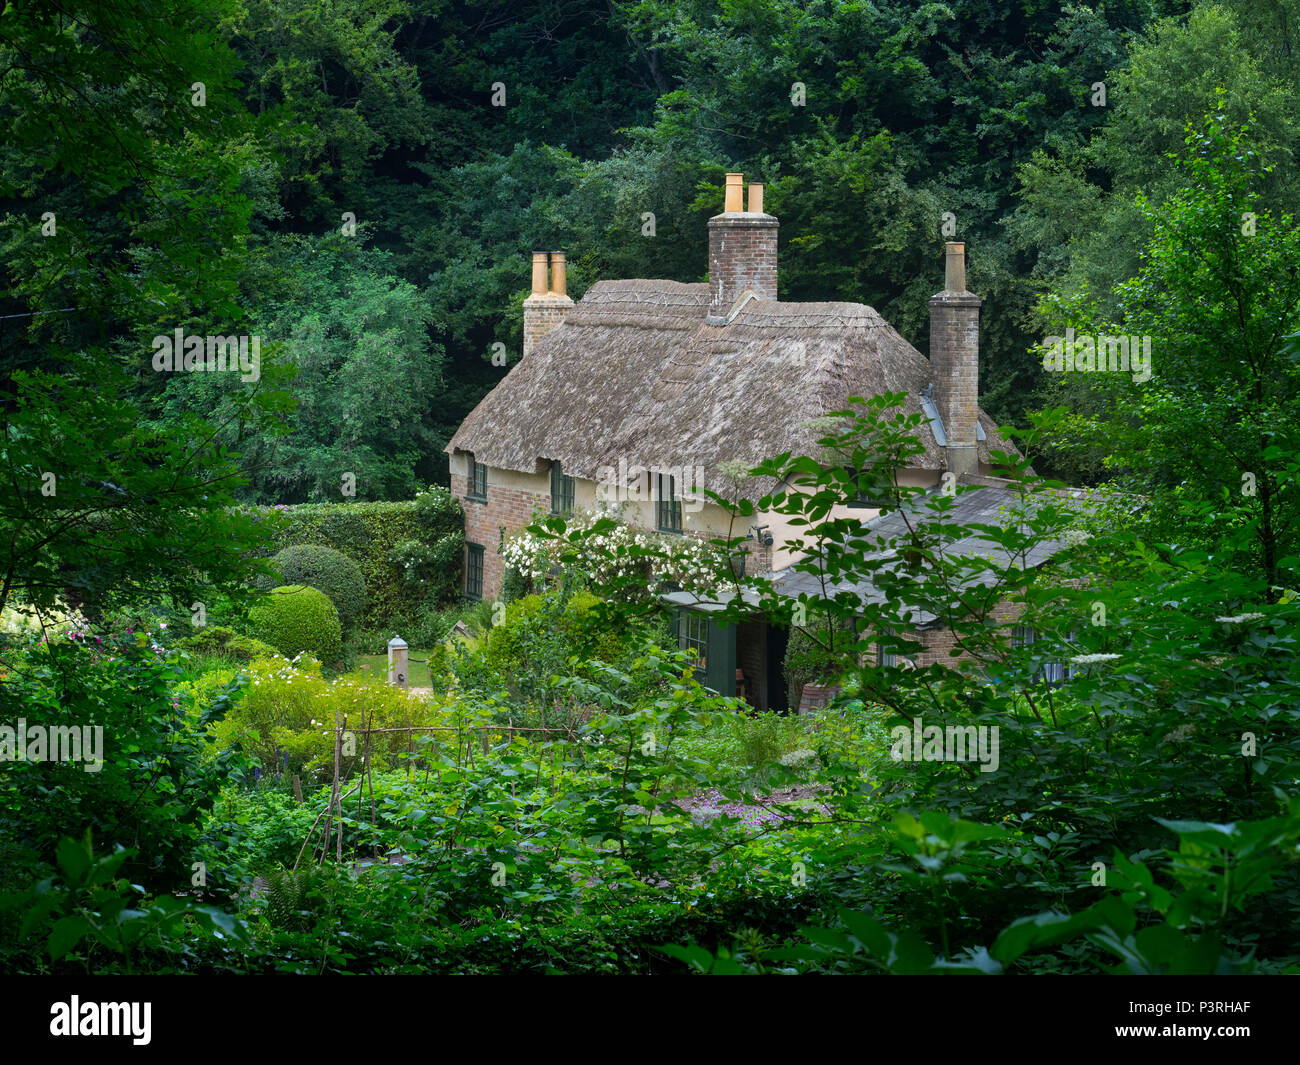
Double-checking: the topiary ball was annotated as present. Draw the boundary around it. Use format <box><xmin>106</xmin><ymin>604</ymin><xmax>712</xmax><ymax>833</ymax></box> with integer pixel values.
<box><xmin>247</xmin><ymin>585</ymin><xmax>342</xmax><ymax>663</ymax></box>
<box><xmin>257</xmin><ymin>544</ymin><xmax>368</xmax><ymax>627</ymax></box>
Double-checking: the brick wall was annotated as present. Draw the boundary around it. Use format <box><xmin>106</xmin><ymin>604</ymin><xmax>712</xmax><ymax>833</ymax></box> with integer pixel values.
<box><xmin>523</xmin><ymin>293</ymin><xmax>573</xmax><ymax>358</ymax></box>
<box><xmin>929</xmin><ymin>290</ymin><xmax>981</xmax><ymax>477</ymax></box>
<box><xmin>452</xmin><ymin>472</ymin><xmax>548</xmax><ymax>601</ymax></box>
<box><xmin>707</xmin><ymin>213</ymin><xmax>778</xmax><ymax>319</ymax></box>
<box><xmin>452</xmin><ymin>464</ymin><xmax>779</xmax><ymax>602</ymax></box>
<box><xmin>911</xmin><ymin>599</ymin><xmax>1024</xmax><ymax>670</ymax></box>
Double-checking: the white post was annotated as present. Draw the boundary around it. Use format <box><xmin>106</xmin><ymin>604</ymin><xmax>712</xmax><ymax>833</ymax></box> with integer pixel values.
<box><xmin>387</xmin><ymin>636</ymin><xmax>409</xmax><ymax>688</ymax></box>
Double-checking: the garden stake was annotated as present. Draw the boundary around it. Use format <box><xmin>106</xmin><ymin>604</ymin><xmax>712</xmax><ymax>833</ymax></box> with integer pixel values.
<box><xmin>292</xmin><ymin>783</ymin><xmax>360</xmax><ymax>873</ymax></box>
<box><xmin>337</xmin><ymin>713</ymin><xmax>347</xmax><ymax>862</ymax></box>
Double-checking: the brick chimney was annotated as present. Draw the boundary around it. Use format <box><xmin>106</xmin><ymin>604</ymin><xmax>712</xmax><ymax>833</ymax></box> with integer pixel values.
<box><xmin>707</xmin><ymin>173</ymin><xmax>778</xmax><ymax>324</ymax></box>
<box><xmin>929</xmin><ymin>242</ymin><xmax>981</xmax><ymax>477</ymax></box>
<box><xmin>522</xmin><ymin>251</ymin><xmax>574</xmax><ymax>358</ymax></box>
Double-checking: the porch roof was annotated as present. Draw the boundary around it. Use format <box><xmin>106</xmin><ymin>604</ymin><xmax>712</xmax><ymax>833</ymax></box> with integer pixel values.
<box><xmin>660</xmin><ymin>479</ymin><xmax>1102</xmax><ymax>627</ymax></box>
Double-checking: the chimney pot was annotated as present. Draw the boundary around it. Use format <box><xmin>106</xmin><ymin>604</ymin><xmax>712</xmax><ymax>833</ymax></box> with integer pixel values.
<box><xmin>530</xmin><ymin>251</ymin><xmax>548</xmax><ymax>296</ymax></box>
<box><xmin>723</xmin><ymin>172</ymin><xmax>744</xmax><ymax>213</ymax></box>
<box><xmin>944</xmin><ymin>242</ymin><xmax>966</xmax><ymax>293</ymax></box>
<box><xmin>747</xmin><ymin>183</ymin><xmax>764</xmax><ymax>214</ymax></box>
<box><xmin>549</xmin><ymin>251</ymin><xmax>567</xmax><ymax>297</ymax></box>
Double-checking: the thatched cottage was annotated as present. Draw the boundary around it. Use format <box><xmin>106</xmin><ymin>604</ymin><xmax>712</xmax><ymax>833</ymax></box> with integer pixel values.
<box><xmin>446</xmin><ymin>173</ymin><xmax>1048</xmax><ymax>708</ymax></box>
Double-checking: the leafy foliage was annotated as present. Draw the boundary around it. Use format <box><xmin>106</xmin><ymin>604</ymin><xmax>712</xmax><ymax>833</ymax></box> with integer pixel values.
<box><xmin>0</xmin><ymin>630</ymin><xmax>244</xmax><ymax>894</ymax></box>
<box><xmin>178</xmin><ymin>625</ymin><xmax>283</xmax><ymax>666</ymax></box>
<box><xmin>209</xmin><ymin>654</ymin><xmax>424</xmax><ymax>780</ymax></box>
<box><xmin>2</xmin><ymin>832</ymin><xmax>246</xmax><ymax>975</ymax></box>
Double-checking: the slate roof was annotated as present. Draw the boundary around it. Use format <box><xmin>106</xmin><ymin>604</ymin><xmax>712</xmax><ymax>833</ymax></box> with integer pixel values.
<box><xmin>662</xmin><ymin>479</ymin><xmax>1098</xmax><ymax>626</ymax></box>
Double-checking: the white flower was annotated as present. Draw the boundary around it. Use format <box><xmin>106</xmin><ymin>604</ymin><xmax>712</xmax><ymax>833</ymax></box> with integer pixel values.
<box><xmin>1069</xmin><ymin>653</ymin><xmax>1121</xmax><ymax>665</ymax></box>
<box><xmin>1215</xmin><ymin>613</ymin><xmax>1265</xmax><ymax>624</ymax></box>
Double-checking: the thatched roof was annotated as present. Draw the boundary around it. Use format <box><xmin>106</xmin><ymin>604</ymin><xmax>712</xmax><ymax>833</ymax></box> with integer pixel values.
<box><xmin>446</xmin><ymin>279</ymin><xmax>1013</xmax><ymax>497</ymax></box>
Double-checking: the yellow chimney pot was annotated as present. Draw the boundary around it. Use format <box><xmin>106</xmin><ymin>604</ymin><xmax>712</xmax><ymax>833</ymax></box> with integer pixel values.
<box><xmin>944</xmin><ymin>242</ymin><xmax>966</xmax><ymax>293</ymax></box>
<box><xmin>530</xmin><ymin>251</ymin><xmax>548</xmax><ymax>296</ymax></box>
<box><xmin>549</xmin><ymin>251</ymin><xmax>567</xmax><ymax>298</ymax></box>
<box><xmin>723</xmin><ymin>172</ymin><xmax>744</xmax><ymax>213</ymax></box>
<box><xmin>747</xmin><ymin>183</ymin><xmax>764</xmax><ymax>214</ymax></box>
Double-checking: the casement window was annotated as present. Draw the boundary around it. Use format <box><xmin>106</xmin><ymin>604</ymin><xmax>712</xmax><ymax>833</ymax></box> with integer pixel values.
<box><xmin>656</xmin><ymin>472</ymin><xmax>683</xmax><ymax>533</ymax></box>
<box><xmin>465</xmin><ymin>543</ymin><xmax>484</xmax><ymax>600</ymax></box>
<box><xmin>876</xmin><ymin>626</ymin><xmax>897</xmax><ymax>668</ymax></box>
<box><xmin>466</xmin><ymin>455</ymin><xmax>488</xmax><ymax>501</ymax></box>
<box><xmin>1040</xmin><ymin>659</ymin><xmax>1073</xmax><ymax>685</ymax></box>
<box><xmin>550</xmin><ymin>461</ymin><xmax>575</xmax><ymax>515</ymax></box>
<box><xmin>680</xmin><ymin>611</ymin><xmax>709</xmax><ymax>671</ymax></box>
<box><xmin>1012</xmin><ymin>625</ymin><xmax>1073</xmax><ymax>684</ymax></box>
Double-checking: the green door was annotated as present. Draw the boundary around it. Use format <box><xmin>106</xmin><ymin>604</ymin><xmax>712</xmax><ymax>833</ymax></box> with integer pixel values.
<box><xmin>705</xmin><ymin>616</ymin><xmax>737</xmax><ymax>697</ymax></box>
<box><xmin>674</xmin><ymin>608</ymin><xmax>736</xmax><ymax>696</ymax></box>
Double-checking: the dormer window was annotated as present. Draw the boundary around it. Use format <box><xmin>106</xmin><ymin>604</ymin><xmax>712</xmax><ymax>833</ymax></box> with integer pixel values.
<box><xmin>550</xmin><ymin>461</ymin><xmax>575</xmax><ymax>515</ymax></box>
<box><xmin>845</xmin><ymin>466</ymin><xmax>890</xmax><ymax>509</ymax></box>
<box><xmin>656</xmin><ymin>472</ymin><xmax>683</xmax><ymax>533</ymax></box>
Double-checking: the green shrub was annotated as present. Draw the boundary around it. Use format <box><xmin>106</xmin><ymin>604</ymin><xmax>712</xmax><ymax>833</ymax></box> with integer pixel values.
<box><xmin>172</xmin><ymin>667</ymin><xmax>239</xmax><ymax>727</ymax></box>
<box><xmin>248</xmin><ymin>488</ymin><xmax>464</xmax><ymax>628</ymax></box>
<box><xmin>246</xmin><ymin>586</ymin><xmax>342</xmax><ymax>664</ymax></box>
<box><xmin>500</xmin><ymin>565</ymin><xmax>531</xmax><ymax>603</ymax></box>
<box><xmin>199</xmin><ymin>787</ymin><xmax>323</xmax><ymax>890</ymax></box>
<box><xmin>209</xmin><ymin>655</ymin><xmax>428</xmax><ymax>780</ymax></box>
<box><xmin>257</xmin><ymin>545</ymin><xmax>368</xmax><ymax>627</ymax></box>
<box><xmin>180</xmin><ymin>625</ymin><xmax>282</xmax><ymax>666</ymax></box>
<box><xmin>343</xmin><ymin>626</ymin><xmax>396</xmax><ymax>658</ymax></box>
<box><xmin>407</xmin><ymin>601</ymin><xmax>453</xmax><ymax>649</ymax></box>
<box><xmin>464</xmin><ymin>591</ymin><xmax>630</xmax><ymax>704</ymax></box>
<box><xmin>0</xmin><ymin>632</ymin><xmax>243</xmax><ymax>896</ymax></box>
<box><xmin>460</xmin><ymin>598</ymin><xmax>498</xmax><ymax>637</ymax></box>
<box><xmin>783</xmin><ymin>614</ymin><xmax>850</xmax><ymax>708</ymax></box>
<box><xmin>389</xmin><ymin>535</ymin><xmax>465</xmax><ymax>595</ymax></box>
<box><xmin>561</xmin><ymin>590</ymin><xmax>623</xmax><ymax>663</ymax></box>
<box><xmin>481</xmin><ymin>595</ymin><xmax>545</xmax><ymax>675</ymax></box>
<box><xmin>674</xmin><ymin>710</ymin><xmax>807</xmax><ymax>778</ymax></box>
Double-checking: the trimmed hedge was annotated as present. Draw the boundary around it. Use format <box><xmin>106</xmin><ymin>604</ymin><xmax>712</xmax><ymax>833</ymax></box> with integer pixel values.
<box><xmin>250</xmin><ymin>488</ymin><xmax>464</xmax><ymax>629</ymax></box>
<box><xmin>247</xmin><ymin>586</ymin><xmax>342</xmax><ymax>664</ymax></box>
<box><xmin>257</xmin><ymin>544</ymin><xmax>368</xmax><ymax>627</ymax></box>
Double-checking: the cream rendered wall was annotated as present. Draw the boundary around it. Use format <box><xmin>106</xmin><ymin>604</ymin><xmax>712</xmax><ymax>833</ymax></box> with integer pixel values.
<box><xmin>455</xmin><ymin>462</ymin><xmax>942</xmax><ymax>575</ymax></box>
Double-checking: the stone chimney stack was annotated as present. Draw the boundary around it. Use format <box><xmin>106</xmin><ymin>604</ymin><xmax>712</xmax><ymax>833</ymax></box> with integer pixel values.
<box><xmin>707</xmin><ymin>172</ymin><xmax>778</xmax><ymax>324</ymax></box>
<box><xmin>929</xmin><ymin>242</ymin><xmax>981</xmax><ymax>478</ymax></box>
<box><xmin>522</xmin><ymin>250</ymin><xmax>574</xmax><ymax>358</ymax></box>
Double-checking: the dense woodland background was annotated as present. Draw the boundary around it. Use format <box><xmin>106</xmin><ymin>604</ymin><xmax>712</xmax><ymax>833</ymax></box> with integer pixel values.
<box><xmin>5</xmin><ymin>0</ymin><xmax>1300</xmax><ymax>502</ymax></box>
